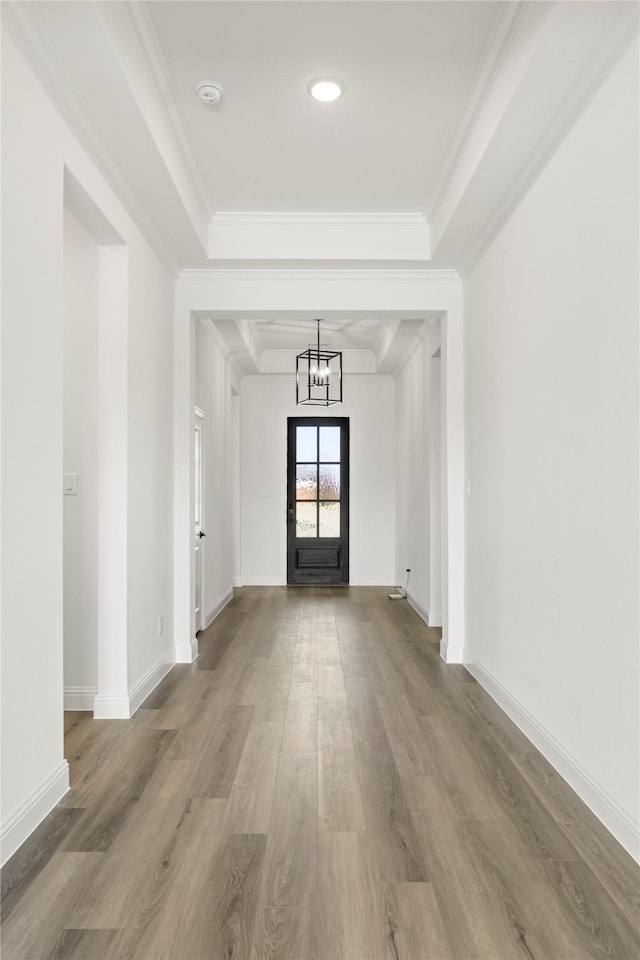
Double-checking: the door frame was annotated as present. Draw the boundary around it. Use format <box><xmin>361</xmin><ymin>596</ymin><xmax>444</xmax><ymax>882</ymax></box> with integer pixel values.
<box><xmin>175</xmin><ymin>295</ymin><xmax>466</xmax><ymax>663</ymax></box>
<box><xmin>194</xmin><ymin>406</ymin><xmax>205</xmax><ymax>634</ymax></box>
<box><xmin>286</xmin><ymin>416</ymin><xmax>350</xmax><ymax>585</ymax></box>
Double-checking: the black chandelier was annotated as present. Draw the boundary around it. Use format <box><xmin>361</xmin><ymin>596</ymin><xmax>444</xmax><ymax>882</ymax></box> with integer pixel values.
<box><xmin>296</xmin><ymin>319</ymin><xmax>343</xmax><ymax>406</ymax></box>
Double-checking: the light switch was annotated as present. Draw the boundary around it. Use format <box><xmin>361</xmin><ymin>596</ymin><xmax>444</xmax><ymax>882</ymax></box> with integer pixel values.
<box><xmin>260</xmin><ymin>487</ymin><xmax>269</xmax><ymax>498</ymax></box>
<box><xmin>64</xmin><ymin>473</ymin><xmax>78</xmax><ymax>496</ymax></box>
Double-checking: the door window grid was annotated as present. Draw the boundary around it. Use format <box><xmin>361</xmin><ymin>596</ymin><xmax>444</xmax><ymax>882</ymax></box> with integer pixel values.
<box><xmin>295</xmin><ymin>426</ymin><xmax>341</xmax><ymax>538</ymax></box>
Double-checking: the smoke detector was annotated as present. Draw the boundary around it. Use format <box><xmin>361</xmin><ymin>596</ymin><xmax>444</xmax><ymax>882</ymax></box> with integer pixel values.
<box><xmin>197</xmin><ymin>82</ymin><xmax>224</xmax><ymax>105</ymax></box>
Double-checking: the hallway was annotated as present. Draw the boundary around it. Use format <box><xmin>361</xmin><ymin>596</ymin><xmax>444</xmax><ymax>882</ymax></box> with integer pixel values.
<box><xmin>1</xmin><ymin>587</ymin><xmax>638</xmax><ymax>959</ymax></box>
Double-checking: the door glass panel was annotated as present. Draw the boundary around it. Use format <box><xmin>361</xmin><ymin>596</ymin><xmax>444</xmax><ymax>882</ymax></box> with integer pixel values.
<box><xmin>296</xmin><ymin>426</ymin><xmax>317</xmax><ymax>463</ymax></box>
<box><xmin>319</xmin><ymin>464</ymin><xmax>340</xmax><ymax>500</ymax></box>
<box><xmin>296</xmin><ymin>501</ymin><xmax>317</xmax><ymax>537</ymax></box>
<box><xmin>319</xmin><ymin>426</ymin><xmax>340</xmax><ymax>462</ymax></box>
<box><xmin>296</xmin><ymin>464</ymin><xmax>317</xmax><ymax>500</ymax></box>
<box><xmin>319</xmin><ymin>502</ymin><xmax>340</xmax><ymax>537</ymax></box>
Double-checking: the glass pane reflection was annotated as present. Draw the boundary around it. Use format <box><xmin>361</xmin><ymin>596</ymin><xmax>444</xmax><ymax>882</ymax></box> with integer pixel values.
<box><xmin>319</xmin><ymin>426</ymin><xmax>340</xmax><ymax>462</ymax></box>
<box><xmin>319</xmin><ymin>464</ymin><xmax>340</xmax><ymax>500</ymax></box>
<box><xmin>296</xmin><ymin>464</ymin><xmax>317</xmax><ymax>500</ymax></box>
<box><xmin>296</xmin><ymin>426</ymin><xmax>317</xmax><ymax>463</ymax></box>
<box><xmin>319</xmin><ymin>502</ymin><xmax>340</xmax><ymax>537</ymax></box>
<box><xmin>296</xmin><ymin>502</ymin><xmax>317</xmax><ymax>537</ymax></box>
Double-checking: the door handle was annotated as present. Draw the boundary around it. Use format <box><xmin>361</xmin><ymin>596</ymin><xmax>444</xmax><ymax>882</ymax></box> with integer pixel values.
<box><xmin>198</xmin><ymin>531</ymin><xmax>206</xmax><ymax>538</ymax></box>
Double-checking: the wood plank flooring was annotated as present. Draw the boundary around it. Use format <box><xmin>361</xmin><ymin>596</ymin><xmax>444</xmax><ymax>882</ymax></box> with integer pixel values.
<box><xmin>2</xmin><ymin>586</ymin><xmax>639</xmax><ymax>959</ymax></box>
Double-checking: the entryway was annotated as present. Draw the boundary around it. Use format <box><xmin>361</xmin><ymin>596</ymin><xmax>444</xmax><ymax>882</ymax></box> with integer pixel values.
<box><xmin>287</xmin><ymin>417</ymin><xmax>349</xmax><ymax>584</ymax></box>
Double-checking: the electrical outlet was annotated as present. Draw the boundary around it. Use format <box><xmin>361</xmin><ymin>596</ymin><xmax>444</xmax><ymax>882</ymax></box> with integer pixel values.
<box><xmin>157</xmin><ymin>615</ymin><xmax>164</xmax><ymax>638</ymax></box>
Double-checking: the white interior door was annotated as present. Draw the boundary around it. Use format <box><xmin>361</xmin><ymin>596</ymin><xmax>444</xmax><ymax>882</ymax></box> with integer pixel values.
<box><xmin>194</xmin><ymin>408</ymin><xmax>205</xmax><ymax>633</ymax></box>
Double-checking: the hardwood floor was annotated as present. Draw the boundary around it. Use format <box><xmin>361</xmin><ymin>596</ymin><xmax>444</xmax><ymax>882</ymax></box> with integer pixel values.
<box><xmin>2</xmin><ymin>586</ymin><xmax>639</xmax><ymax>959</ymax></box>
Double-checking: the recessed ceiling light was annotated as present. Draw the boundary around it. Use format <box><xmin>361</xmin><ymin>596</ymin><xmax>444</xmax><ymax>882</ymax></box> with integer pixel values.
<box><xmin>197</xmin><ymin>81</ymin><xmax>224</xmax><ymax>105</ymax></box>
<box><xmin>308</xmin><ymin>78</ymin><xmax>343</xmax><ymax>102</ymax></box>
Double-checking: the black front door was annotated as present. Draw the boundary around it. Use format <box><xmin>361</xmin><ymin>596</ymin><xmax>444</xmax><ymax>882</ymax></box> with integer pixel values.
<box><xmin>287</xmin><ymin>417</ymin><xmax>349</xmax><ymax>584</ymax></box>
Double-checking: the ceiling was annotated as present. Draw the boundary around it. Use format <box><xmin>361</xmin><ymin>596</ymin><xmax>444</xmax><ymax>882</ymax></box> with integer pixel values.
<box><xmin>6</xmin><ymin>0</ymin><xmax>637</xmax><ymax>373</ymax></box>
<box><xmin>146</xmin><ymin>1</ymin><xmax>501</xmax><ymax>216</ymax></box>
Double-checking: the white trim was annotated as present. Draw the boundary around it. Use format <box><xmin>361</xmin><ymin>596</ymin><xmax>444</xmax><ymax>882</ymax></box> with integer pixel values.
<box><xmin>179</xmin><ymin>268</ymin><xmax>460</xmax><ymax>285</ymax></box>
<box><xmin>121</xmin><ymin>0</ymin><xmax>211</xmax><ymax>224</ymax></box>
<box><xmin>430</xmin><ymin>2</ymin><xmax>527</xmax><ymax>222</ymax></box>
<box><xmin>93</xmin><ymin>650</ymin><xmax>182</xmax><ymax>717</ymax></box>
<box><xmin>459</xmin><ymin>12</ymin><xmax>640</xmax><ymax>277</ymax></box>
<box><xmin>128</xmin><ymin>651</ymin><xmax>174</xmax><ymax>716</ymax></box>
<box><xmin>194</xmin><ymin>407</ymin><xmax>206</xmax><ymax>633</ymax></box>
<box><xmin>175</xmin><ymin>637</ymin><xmax>199</xmax><ymax>664</ymax></box>
<box><xmin>467</xmin><ymin>660</ymin><xmax>640</xmax><ymax>863</ymax></box>
<box><xmin>204</xmin><ymin>588</ymin><xmax>234</xmax><ymax>629</ymax></box>
<box><xmin>440</xmin><ymin>639</ymin><xmax>449</xmax><ymax>662</ymax></box>
<box><xmin>2</xmin><ymin>2</ymin><xmax>178</xmax><ymax>277</ymax></box>
<box><xmin>63</xmin><ymin>686</ymin><xmax>97</xmax><ymax>711</ymax></box>
<box><xmin>200</xmin><ymin>317</ymin><xmax>250</xmax><ymax>383</ymax></box>
<box><xmin>242</xmin><ymin>576</ymin><xmax>286</xmax><ymax>586</ymax></box>
<box><xmin>428</xmin><ymin>612</ymin><xmax>443</xmax><ymax>628</ymax></box>
<box><xmin>1</xmin><ymin>762</ymin><xmax>70</xmax><ymax>867</ymax></box>
<box><xmin>211</xmin><ymin>212</ymin><xmax>428</xmax><ymax>228</ymax></box>
<box><xmin>232</xmin><ymin>577</ymin><xmax>243</xmax><ymax>588</ymax></box>
<box><xmin>93</xmin><ymin>694</ymin><xmax>132</xmax><ymax>720</ymax></box>
<box><xmin>407</xmin><ymin>593</ymin><xmax>430</xmax><ymax>626</ymax></box>
<box><xmin>349</xmin><ymin>578</ymin><xmax>396</xmax><ymax>587</ymax></box>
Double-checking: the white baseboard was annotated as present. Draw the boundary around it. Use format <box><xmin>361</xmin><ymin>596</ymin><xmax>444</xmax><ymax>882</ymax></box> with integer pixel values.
<box><xmin>93</xmin><ymin>650</ymin><xmax>175</xmax><ymax>718</ymax></box>
<box><xmin>467</xmin><ymin>660</ymin><xmax>640</xmax><ymax>863</ymax></box>
<box><xmin>93</xmin><ymin>694</ymin><xmax>132</xmax><ymax>720</ymax></box>
<box><xmin>350</xmin><ymin>577</ymin><xmax>396</xmax><ymax>586</ymax></box>
<box><xmin>439</xmin><ymin>638</ymin><xmax>449</xmax><ymax>661</ymax></box>
<box><xmin>204</xmin><ymin>588</ymin><xmax>234</xmax><ymax>628</ymax></box>
<box><xmin>1</xmin><ymin>761</ymin><xmax>69</xmax><ymax>867</ymax></box>
<box><xmin>175</xmin><ymin>636</ymin><xmax>198</xmax><ymax>663</ymax></box>
<box><xmin>232</xmin><ymin>577</ymin><xmax>242</xmax><ymax>588</ymax></box>
<box><xmin>129</xmin><ymin>652</ymin><xmax>174</xmax><ymax>715</ymax></box>
<box><xmin>406</xmin><ymin>594</ymin><xmax>443</xmax><ymax>631</ymax></box>
<box><xmin>242</xmin><ymin>576</ymin><xmax>285</xmax><ymax>586</ymax></box>
<box><xmin>407</xmin><ymin>593</ymin><xmax>429</xmax><ymax>625</ymax></box>
<box><xmin>64</xmin><ymin>686</ymin><xmax>97</xmax><ymax>711</ymax></box>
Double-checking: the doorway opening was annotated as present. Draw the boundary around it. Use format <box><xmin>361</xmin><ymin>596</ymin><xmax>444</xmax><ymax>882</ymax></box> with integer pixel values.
<box><xmin>429</xmin><ymin>346</ymin><xmax>443</xmax><ymax>627</ymax></box>
<box><xmin>194</xmin><ymin>407</ymin><xmax>205</xmax><ymax>634</ymax></box>
<box><xmin>287</xmin><ymin>417</ymin><xmax>349</xmax><ymax>584</ymax></box>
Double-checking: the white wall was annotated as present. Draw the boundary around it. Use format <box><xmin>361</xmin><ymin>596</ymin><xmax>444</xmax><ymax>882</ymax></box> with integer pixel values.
<box><xmin>63</xmin><ymin>210</ymin><xmax>99</xmax><ymax>705</ymax></box>
<box><xmin>240</xmin><ymin>375</ymin><xmax>396</xmax><ymax>585</ymax></box>
<box><xmin>464</xmin><ymin>39</ymin><xmax>639</xmax><ymax>856</ymax></box>
<box><xmin>1</xmin><ymin>33</ymin><xmax>175</xmax><ymax>862</ymax></box>
<box><xmin>395</xmin><ymin>325</ymin><xmax>442</xmax><ymax>622</ymax></box>
<box><xmin>126</xmin><ymin>234</ymin><xmax>174</xmax><ymax>691</ymax></box>
<box><xmin>195</xmin><ymin>323</ymin><xmax>235</xmax><ymax>621</ymax></box>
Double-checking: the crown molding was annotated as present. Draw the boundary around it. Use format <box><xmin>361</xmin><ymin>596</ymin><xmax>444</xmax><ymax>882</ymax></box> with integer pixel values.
<box><xmin>179</xmin><ymin>267</ymin><xmax>460</xmax><ymax>284</ymax></box>
<box><xmin>200</xmin><ymin>316</ymin><xmax>230</xmax><ymax>358</ymax></box>
<box><xmin>459</xmin><ymin>11</ymin><xmax>640</xmax><ymax>277</ymax></box>
<box><xmin>199</xmin><ymin>317</ymin><xmax>258</xmax><ymax>378</ymax></box>
<box><xmin>122</xmin><ymin>1</ymin><xmax>211</xmax><ymax>225</ymax></box>
<box><xmin>393</xmin><ymin>319</ymin><xmax>436</xmax><ymax>380</ymax></box>
<box><xmin>211</xmin><ymin>212</ymin><xmax>428</xmax><ymax>229</ymax></box>
<box><xmin>2</xmin><ymin>1</ymin><xmax>179</xmax><ymax>277</ymax></box>
<box><xmin>429</xmin><ymin>2</ymin><xmax>529</xmax><ymax>223</ymax></box>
